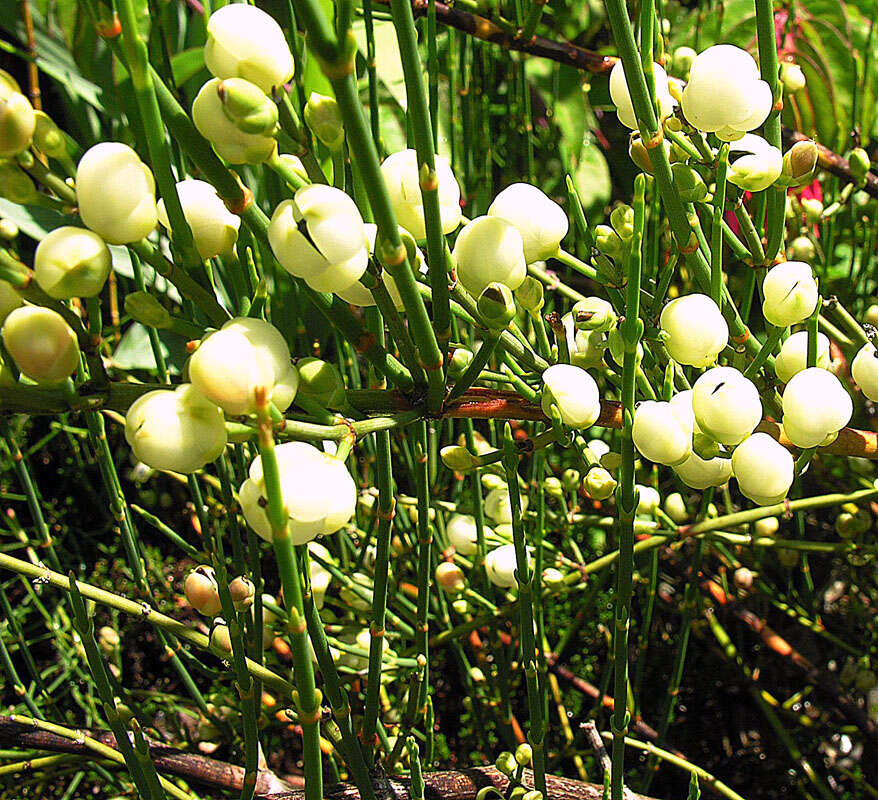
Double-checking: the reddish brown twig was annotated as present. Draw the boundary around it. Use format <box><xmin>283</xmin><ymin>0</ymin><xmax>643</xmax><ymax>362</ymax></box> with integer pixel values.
<box><xmin>701</xmin><ymin>579</ymin><xmax>878</xmax><ymax>748</ymax></box>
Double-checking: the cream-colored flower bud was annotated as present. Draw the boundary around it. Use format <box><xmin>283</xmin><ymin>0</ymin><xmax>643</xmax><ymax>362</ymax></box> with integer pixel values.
<box><xmin>681</xmin><ymin>45</ymin><xmax>772</xmax><ymax>140</ymax></box>
<box><xmin>188</xmin><ymin>317</ymin><xmax>297</xmax><ymax>416</ymax></box>
<box><xmin>125</xmin><ymin>384</ymin><xmax>227</xmax><ymax>473</ymax></box>
<box><xmin>229</xmin><ymin>576</ymin><xmax>256</xmax><ymax>612</ymax></box>
<box><xmin>781</xmin><ymin>367</ymin><xmax>852</xmax><ymax>448</ymax></box>
<box><xmin>435</xmin><ymin>562</ymin><xmax>466</xmax><ymax>594</ymax></box>
<box><xmin>2</xmin><ymin>305</ymin><xmax>79</xmax><ymax>384</ymax></box>
<box><xmin>515</xmin><ymin>276</ymin><xmax>545</xmax><ymax>315</ymax></box>
<box><xmin>632</xmin><ymin>400</ymin><xmax>693</xmax><ymax>466</ymax></box>
<box><xmin>204</xmin><ymin>3</ymin><xmax>294</xmax><ymax>93</ymax></box>
<box><xmin>484</xmin><ymin>487</ymin><xmax>528</xmax><ymax>525</ymax></box>
<box><xmin>238</xmin><ymin>441</ymin><xmax>356</xmax><ymax>544</ymax></box>
<box><xmin>541</xmin><ymin>363</ymin><xmax>600</xmax><ymax>429</ymax></box>
<box><xmin>780</xmin><ymin>62</ymin><xmax>806</xmax><ymax>93</ymax></box>
<box><xmin>664</xmin><ymin>492</ymin><xmax>689</xmax><ymax>524</ymax></box>
<box><xmin>563</xmin><ymin>312</ymin><xmax>608</xmax><ymax>369</ymax></box>
<box><xmin>635</xmin><ymin>485</ymin><xmax>661</xmax><ymax>516</ymax></box>
<box><xmin>692</xmin><ymin>366</ymin><xmax>762</xmax><ymax>446</ymax></box>
<box><xmin>673</xmin><ymin>450</ymin><xmax>733</xmax><ymax>490</ymax></box>
<box><xmin>157</xmin><ymin>179</ymin><xmax>240</xmax><ymax>259</ymax></box>
<box><xmin>733</xmin><ymin>567</ymin><xmax>754</xmax><ymax>590</ymax></box>
<box><xmin>660</xmin><ymin>293</ymin><xmax>728</xmax><ymax>367</ymax></box>
<box><xmin>0</xmin><ymin>280</ymin><xmax>21</xmax><ymax>324</ymax></box>
<box><xmin>485</xmin><ymin>544</ymin><xmax>519</xmax><ymax>588</ymax></box>
<box><xmin>774</xmin><ymin>330</ymin><xmax>830</xmax><ymax>384</ymax></box>
<box><xmin>75</xmin><ymin>143</ymin><xmax>158</xmax><ymax>244</ymax></box>
<box><xmin>726</xmin><ymin>134</ymin><xmax>783</xmax><ymax>192</ymax></box>
<box><xmin>305</xmin><ymin>92</ymin><xmax>344</xmax><ymax>150</ymax></box>
<box><xmin>754</xmin><ymin>516</ymin><xmax>779</xmax><ymax>536</ymax></box>
<box><xmin>32</xmin><ymin>111</ymin><xmax>67</xmax><ymax>159</ymax></box>
<box><xmin>609</xmin><ymin>60</ymin><xmax>675</xmax><ymax>129</ymax></box>
<box><xmin>762</xmin><ymin>261</ymin><xmax>818</xmax><ymax>328</ymax></box>
<box><xmin>852</xmin><ymin>342</ymin><xmax>878</xmax><ymax>402</ymax></box>
<box><xmin>184</xmin><ymin>566</ymin><xmax>223</xmax><ymax>616</ymax></box>
<box><xmin>380</xmin><ymin>149</ymin><xmax>461</xmax><ymax>240</ymax></box>
<box><xmin>269</xmin><ymin>185</ymin><xmax>368</xmax><ymax>293</ymax></box>
<box><xmin>193</xmin><ymin>78</ymin><xmax>277</xmax><ymax>165</ymax></box>
<box><xmin>584</xmin><ymin>467</ymin><xmax>616</xmax><ymax>500</ymax></box>
<box><xmin>487</xmin><ymin>183</ymin><xmax>568</xmax><ymax>263</ymax></box>
<box><xmin>453</xmin><ymin>216</ymin><xmax>526</xmax><ymax>297</ymax></box>
<box><xmin>33</xmin><ymin>226</ymin><xmax>111</xmax><ymax>299</ymax></box>
<box><xmin>0</xmin><ymin>87</ymin><xmax>35</xmax><ymax>157</ymax></box>
<box><xmin>732</xmin><ymin>432</ymin><xmax>794</xmax><ymax>506</ymax></box>
<box><xmin>447</xmin><ymin>513</ymin><xmax>489</xmax><ymax>555</ymax></box>
<box><xmin>572</xmin><ymin>297</ymin><xmax>616</xmax><ymax>332</ymax></box>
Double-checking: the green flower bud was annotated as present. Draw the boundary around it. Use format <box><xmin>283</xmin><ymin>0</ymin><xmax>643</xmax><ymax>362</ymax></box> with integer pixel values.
<box><xmin>451</xmin><ymin>598</ymin><xmax>469</xmax><ymax>614</ymax></box>
<box><xmin>835</xmin><ymin>507</ymin><xmax>870</xmax><ymax>539</ymax></box>
<box><xmin>610</xmin><ymin>204</ymin><xmax>634</xmax><ymax>240</ymax></box>
<box><xmin>515</xmin><ymin>275</ymin><xmax>544</xmax><ymax>315</ymax></box>
<box><xmin>229</xmin><ymin>576</ymin><xmax>256</xmax><ymax>612</ymax></box>
<box><xmin>509</xmin><ymin>788</ymin><xmax>527</xmax><ymax>800</ymax></box>
<box><xmin>440</xmin><ymin>445</ymin><xmax>479</xmax><ymax>473</ymax></box>
<box><xmin>515</xmin><ymin>743</ymin><xmax>533</xmax><ymax>767</ymax></box>
<box><xmin>777</xmin><ymin>548</ymin><xmax>799</xmax><ymax>568</ymax></box>
<box><xmin>448</xmin><ymin>347</ymin><xmax>473</xmax><ymax>378</ymax></box>
<box><xmin>561</xmin><ymin>468</ymin><xmax>580</xmax><ymax>492</ymax></box>
<box><xmin>855</xmin><ymin>669</ymin><xmax>878</xmax><ymax>692</ymax></box>
<box><xmin>2</xmin><ymin>305</ymin><xmax>79</xmax><ymax>384</ymax></box>
<box><xmin>780</xmin><ymin>140</ymin><xmax>818</xmax><ymax>187</ymax></box>
<box><xmin>495</xmin><ymin>752</ymin><xmax>517</xmax><ymax>777</ymax></box>
<box><xmin>671</xmin><ymin>163</ymin><xmax>708</xmax><ymax>202</ymax></box>
<box><xmin>34</xmin><ymin>226</ymin><xmax>112</xmax><ymax>299</ymax></box>
<box><xmin>692</xmin><ymin>432</ymin><xmax>721</xmax><ymax>461</ymax></box>
<box><xmin>584</xmin><ymin>466</ymin><xmax>617</xmax><ymax>501</ymax></box>
<box><xmin>788</xmin><ymin>235</ymin><xmax>815</xmax><ymax>262</ymax></box>
<box><xmin>0</xmin><ymin>88</ymin><xmax>35</xmax><ymax>157</ymax></box>
<box><xmin>801</xmin><ymin>197</ymin><xmax>823</xmax><ymax>223</ymax></box>
<box><xmin>296</xmin><ymin>356</ymin><xmax>346</xmax><ymax>408</ymax></box>
<box><xmin>628</xmin><ymin>133</ymin><xmax>654</xmax><ymax>174</ymax></box>
<box><xmin>217</xmin><ymin>77</ymin><xmax>279</xmax><ymax>136</ymax></box>
<box><xmin>477</xmin><ymin>281</ymin><xmax>516</xmax><ymax>329</ymax></box>
<box><xmin>32</xmin><ymin>111</ymin><xmax>68</xmax><ymax>159</ymax></box>
<box><xmin>543</xmin><ymin>476</ymin><xmax>563</xmax><ymax>498</ymax></box>
<box><xmin>304</xmin><ymin>92</ymin><xmax>344</xmax><ymax>151</ymax></box>
<box><xmin>572</xmin><ymin>296</ymin><xmax>616</xmax><ymax>332</ymax></box>
<box><xmin>125</xmin><ymin>291</ymin><xmax>172</xmax><ymax>329</ymax></box>
<box><xmin>672</xmin><ymin>46</ymin><xmax>697</xmax><ymax>78</ymax></box>
<box><xmin>0</xmin><ymin>162</ymin><xmax>37</xmax><ymax>204</ymax></box>
<box><xmin>849</xmin><ymin>147</ymin><xmax>871</xmax><ymax>184</ymax></box>
<box><xmin>594</xmin><ymin>224</ymin><xmax>624</xmax><ymax>258</ymax></box>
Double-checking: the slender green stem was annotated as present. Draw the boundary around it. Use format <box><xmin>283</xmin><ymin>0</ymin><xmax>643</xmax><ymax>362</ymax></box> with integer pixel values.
<box><xmin>711</xmin><ymin>144</ymin><xmax>729</xmax><ymax>305</ymax></box>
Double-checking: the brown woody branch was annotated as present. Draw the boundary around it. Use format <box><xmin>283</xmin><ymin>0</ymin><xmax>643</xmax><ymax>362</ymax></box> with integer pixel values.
<box><xmin>387</xmin><ymin>0</ymin><xmax>878</xmax><ymax>199</ymax></box>
<box><xmin>0</xmin><ymin>717</ymin><xmax>660</xmax><ymax>800</ymax></box>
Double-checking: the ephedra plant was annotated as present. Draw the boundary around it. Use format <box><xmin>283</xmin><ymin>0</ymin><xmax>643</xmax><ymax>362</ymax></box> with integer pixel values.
<box><xmin>0</xmin><ymin>0</ymin><xmax>876</xmax><ymax>798</ymax></box>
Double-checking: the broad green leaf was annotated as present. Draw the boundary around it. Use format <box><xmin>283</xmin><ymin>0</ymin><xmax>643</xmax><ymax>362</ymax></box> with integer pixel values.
<box><xmin>352</xmin><ymin>18</ymin><xmax>408</xmax><ymax>110</ymax></box>
<box><xmin>170</xmin><ymin>47</ymin><xmax>206</xmax><ymax>87</ymax></box>
<box><xmin>572</xmin><ymin>142</ymin><xmax>611</xmax><ymax>211</ymax></box>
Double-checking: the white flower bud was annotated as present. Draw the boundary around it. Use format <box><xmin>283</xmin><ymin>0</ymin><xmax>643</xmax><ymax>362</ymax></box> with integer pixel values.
<box><xmin>484</xmin><ymin>487</ymin><xmax>528</xmax><ymax>525</ymax></box>
<box><xmin>485</xmin><ymin>544</ymin><xmax>519</xmax><ymax>588</ymax></box>
<box><xmin>692</xmin><ymin>366</ymin><xmax>762</xmax><ymax>446</ymax></box>
<box><xmin>269</xmin><ymin>185</ymin><xmax>368</xmax><ymax>293</ymax></box>
<box><xmin>192</xmin><ymin>78</ymin><xmax>277</xmax><ymax>165</ymax></box>
<box><xmin>435</xmin><ymin>561</ymin><xmax>466</xmax><ymax>594</ymax></box>
<box><xmin>774</xmin><ymin>331</ymin><xmax>831</xmax><ymax>384</ymax></box>
<box><xmin>780</xmin><ymin>62</ymin><xmax>806</xmax><ymax>93</ymax></box>
<box><xmin>453</xmin><ymin>216</ymin><xmax>526</xmax><ymax>297</ymax></box>
<box><xmin>541</xmin><ymin>363</ymin><xmax>600</xmax><ymax>429</ymax></box>
<box><xmin>0</xmin><ymin>280</ymin><xmax>21</xmax><ymax>324</ymax></box>
<box><xmin>673</xmin><ymin>450</ymin><xmax>733</xmax><ymax>490</ymax></box>
<box><xmin>852</xmin><ymin>342</ymin><xmax>878</xmax><ymax>402</ymax></box>
<box><xmin>584</xmin><ymin>467</ymin><xmax>616</xmax><ymax>501</ymax></box>
<box><xmin>660</xmin><ymin>293</ymin><xmax>728</xmax><ymax>367</ymax></box>
<box><xmin>239</xmin><ymin>441</ymin><xmax>356</xmax><ymax>544</ymax></box>
<box><xmin>734</xmin><ymin>567</ymin><xmax>754</xmax><ymax>590</ymax></box>
<box><xmin>609</xmin><ymin>61</ymin><xmax>675</xmax><ymax>129</ymax></box>
<box><xmin>380</xmin><ymin>149</ymin><xmax>461</xmax><ymax>240</ymax></box>
<box><xmin>125</xmin><ymin>384</ymin><xmax>227</xmax><ymax>473</ymax></box>
<box><xmin>632</xmin><ymin>400</ymin><xmax>693</xmax><ymax>466</ymax></box>
<box><xmin>781</xmin><ymin>367</ymin><xmax>852</xmax><ymax>448</ymax></box>
<box><xmin>2</xmin><ymin>305</ymin><xmax>79</xmax><ymax>384</ymax></box>
<box><xmin>33</xmin><ymin>226</ymin><xmax>111</xmax><ymax>299</ymax></box>
<box><xmin>726</xmin><ymin>134</ymin><xmax>783</xmax><ymax>192</ymax></box>
<box><xmin>635</xmin><ymin>485</ymin><xmax>661</xmax><ymax>516</ymax></box>
<box><xmin>304</xmin><ymin>92</ymin><xmax>344</xmax><ymax>150</ymax></box>
<box><xmin>680</xmin><ymin>45</ymin><xmax>772</xmax><ymax>140</ymax></box>
<box><xmin>732</xmin><ymin>432</ymin><xmax>794</xmax><ymax>506</ymax></box>
<box><xmin>563</xmin><ymin>312</ymin><xmax>608</xmax><ymax>369</ymax></box>
<box><xmin>447</xmin><ymin>513</ymin><xmax>490</xmax><ymax>556</ymax></box>
<box><xmin>157</xmin><ymin>179</ymin><xmax>240</xmax><ymax>259</ymax></box>
<box><xmin>754</xmin><ymin>516</ymin><xmax>779</xmax><ymax>536</ymax></box>
<box><xmin>75</xmin><ymin>143</ymin><xmax>158</xmax><ymax>244</ymax></box>
<box><xmin>761</xmin><ymin>261</ymin><xmax>818</xmax><ymax>328</ymax></box>
<box><xmin>184</xmin><ymin>565</ymin><xmax>223</xmax><ymax>616</ymax></box>
<box><xmin>308</xmin><ymin>541</ymin><xmax>333</xmax><ymax>608</ymax></box>
<box><xmin>296</xmin><ymin>356</ymin><xmax>346</xmax><ymax>408</ymax></box>
<box><xmin>188</xmin><ymin>317</ymin><xmax>298</xmax><ymax>416</ymax></box>
<box><xmin>487</xmin><ymin>183</ymin><xmax>569</xmax><ymax>263</ymax></box>
<box><xmin>204</xmin><ymin>3</ymin><xmax>294</xmax><ymax>93</ymax></box>
<box><xmin>0</xmin><ymin>87</ymin><xmax>35</xmax><ymax>157</ymax></box>
<box><xmin>664</xmin><ymin>492</ymin><xmax>689</xmax><ymax>524</ymax></box>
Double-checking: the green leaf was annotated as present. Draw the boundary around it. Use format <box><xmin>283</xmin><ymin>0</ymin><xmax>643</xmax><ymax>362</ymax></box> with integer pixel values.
<box><xmin>170</xmin><ymin>47</ymin><xmax>206</xmax><ymax>87</ymax></box>
<box><xmin>352</xmin><ymin>18</ymin><xmax>408</xmax><ymax>110</ymax></box>
<box><xmin>572</xmin><ymin>142</ymin><xmax>611</xmax><ymax>211</ymax></box>
<box><xmin>112</xmin><ymin>323</ymin><xmax>185</xmax><ymax>375</ymax></box>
